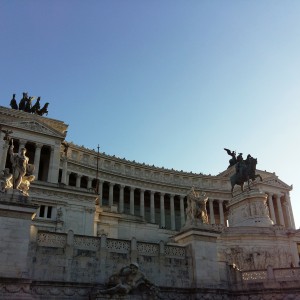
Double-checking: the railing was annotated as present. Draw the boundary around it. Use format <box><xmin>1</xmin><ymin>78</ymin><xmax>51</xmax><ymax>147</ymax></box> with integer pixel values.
<box><xmin>241</xmin><ymin>267</ymin><xmax>300</xmax><ymax>282</ymax></box>
<box><xmin>36</xmin><ymin>231</ymin><xmax>187</xmax><ymax>258</ymax></box>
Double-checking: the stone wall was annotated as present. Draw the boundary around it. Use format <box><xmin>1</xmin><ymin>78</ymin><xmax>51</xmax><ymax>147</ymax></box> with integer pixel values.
<box><xmin>30</xmin><ymin>230</ymin><xmax>192</xmax><ymax>287</ymax></box>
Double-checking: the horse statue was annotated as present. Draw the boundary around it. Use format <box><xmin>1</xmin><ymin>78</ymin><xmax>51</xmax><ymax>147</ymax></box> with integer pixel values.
<box><xmin>10</xmin><ymin>94</ymin><xmax>18</xmax><ymax>110</ymax></box>
<box><xmin>31</xmin><ymin>97</ymin><xmax>41</xmax><ymax>114</ymax></box>
<box><xmin>230</xmin><ymin>155</ymin><xmax>262</xmax><ymax>195</ymax></box>
<box><xmin>18</xmin><ymin>92</ymin><xmax>28</xmax><ymax>111</ymax></box>
<box><xmin>36</xmin><ymin>102</ymin><xmax>49</xmax><ymax>116</ymax></box>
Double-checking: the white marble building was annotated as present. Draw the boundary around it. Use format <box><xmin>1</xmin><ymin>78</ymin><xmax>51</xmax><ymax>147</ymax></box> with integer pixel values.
<box><xmin>0</xmin><ymin>105</ymin><xmax>299</xmax><ymax>299</ymax></box>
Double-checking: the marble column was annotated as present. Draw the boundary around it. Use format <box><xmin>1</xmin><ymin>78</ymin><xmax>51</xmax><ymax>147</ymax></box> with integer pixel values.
<box><xmin>61</xmin><ymin>157</ymin><xmax>68</xmax><ymax>184</ymax></box>
<box><xmin>87</xmin><ymin>177</ymin><xmax>92</xmax><ymax>189</ymax></box>
<box><xmin>119</xmin><ymin>185</ymin><xmax>125</xmax><ymax>213</ymax></box>
<box><xmin>218</xmin><ymin>200</ymin><xmax>225</xmax><ymax>225</ymax></box>
<box><xmin>66</xmin><ymin>171</ymin><xmax>71</xmax><ymax>186</ymax></box>
<box><xmin>140</xmin><ymin>189</ymin><xmax>145</xmax><ymax>218</ymax></box>
<box><xmin>209</xmin><ymin>199</ymin><xmax>215</xmax><ymax>224</ymax></box>
<box><xmin>267</xmin><ymin>193</ymin><xmax>276</xmax><ymax>224</ymax></box>
<box><xmin>276</xmin><ymin>194</ymin><xmax>285</xmax><ymax>226</ymax></box>
<box><xmin>109</xmin><ymin>182</ymin><xmax>114</xmax><ymax>206</ymax></box>
<box><xmin>76</xmin><ymin>174</ymin><xmax>82</xmax><ymax>188</ymax></box>
<box><xmin>0</xmin><ymin>139</ymin><xmax>9</xmax><ymax>171</ymax></box>
<box><xmin>19</xmin><ymin>139</ymin><xmax>26</xmax><ymax>150</ymax></box>
<box><xmin>150</xmin><ymin>191</ymin><xmax>155</xmax><ymax>223</ymax></box>
<box><xmin>170</xmin><ymin>194</ymin><xmax>175</xmax><ymax>230</ymax></box>
<box><xmin>285</xmin><ymin>192</ymin><xmax>295</xmax><ymax>229</ymax></box>
<box><xmin>130</xmin><ymin>187</ymin><xmax>135</xmax><ymax>215</ymax></box>
<box><xmin>98</xmin><ymin>180</ymin><xmax>104</xmax><ymax>206</ymax></box>
<box><xmin>180</xmin><ymin>195</ymin><xmax>185</xmax><ymax>228</ymax></box>
<box><xmin>46</xmin><ymin>146</ymin><xmax>55</xmax><ymax>182</ymax></box>
<box><xmin>33</xmin><ymin>143</ymin><xmax>42</xmax><ymax>179</ymax></box>
<box><xmin>49</xmin><ymin>143</ymin><xmax>61</xmax><ymax>183</ymax></box>
<box><xmin>283</xmin><ymin>202</ymin><xmax>292</xmax><ymax>228</ymax></box>
<box><xmin>160</xmin><ymin>193</ymin><xmax>165</xmax><ymax>228</ymax></box>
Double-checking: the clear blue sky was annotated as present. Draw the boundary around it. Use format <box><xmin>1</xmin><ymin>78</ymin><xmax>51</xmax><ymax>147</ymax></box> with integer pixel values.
<box><xmin>1</xmin><ymin>1</ymin><xmax>299</xmax><ymax>228</ymax></box>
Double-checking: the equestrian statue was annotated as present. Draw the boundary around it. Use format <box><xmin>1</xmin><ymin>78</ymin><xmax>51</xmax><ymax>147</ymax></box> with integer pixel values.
<box><xmin>224</xmin><ymin>149</ymin><xmax>262</xmax><ymax>195</ymax></box>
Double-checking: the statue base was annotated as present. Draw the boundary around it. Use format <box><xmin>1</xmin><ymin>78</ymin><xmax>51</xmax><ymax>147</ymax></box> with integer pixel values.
<box><xmin>227</xmin><ymin>189</ymin><xmax>273</xmax><ymax>227</ymax></box>
<box><xmin>0</xmin><ymin>192</ymin><xmax>37</xmax><ymax>279</ymax></box>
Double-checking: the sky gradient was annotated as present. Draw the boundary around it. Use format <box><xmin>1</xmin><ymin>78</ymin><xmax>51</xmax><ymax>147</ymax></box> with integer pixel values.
<box><xmin>1</xmin><ymin>1</ymin><xmax>299</xmax><ymax>228</ymax></box>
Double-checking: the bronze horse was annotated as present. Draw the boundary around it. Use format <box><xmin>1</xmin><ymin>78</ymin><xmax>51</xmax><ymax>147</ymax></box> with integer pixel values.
<box><xmin>230</xmin><ymin>157</ymin><xmax>262</xmax><ymax>195</ymax></box>
<box><xmin>36</xmin><ymin>102</ymin><xmax>49</xmax><ymax>116</ymax></box>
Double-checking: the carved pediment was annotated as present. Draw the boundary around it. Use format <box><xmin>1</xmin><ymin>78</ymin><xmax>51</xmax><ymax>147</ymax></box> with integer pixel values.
<box><xmin>262</xmin><ymin>176</ymin><xmax>292</xmax><ymax>190</ymax></box>
<box><xmin>0</xmin><ymin>106</ymin><xmax>68</xmax><ymax>137</ymax></box>
<box><xmin>5</xmin><ymin>120</ymin><xmax>65</xmax><ymax>138</ymax></box>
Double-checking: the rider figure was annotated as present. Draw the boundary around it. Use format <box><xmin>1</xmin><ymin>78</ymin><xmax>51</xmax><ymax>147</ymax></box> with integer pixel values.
<box><xmin>235</xmin><ymin>153</ymin><xmax>245</xmax><ymax>178</ymax></box>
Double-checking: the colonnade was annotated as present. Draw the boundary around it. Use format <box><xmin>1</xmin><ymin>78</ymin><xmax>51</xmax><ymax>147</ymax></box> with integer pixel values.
<box><xmin>0</xmin><ymin>137</ymin><xmax>59</xmax><ymax>183</ymax></box>
<box><xmin>266</xmin><ymin>193</ymin><xmax>295</xmax><ymax>228</ymax></box>
<box><xmin>96</xmin><ymin>180</ymin><xmax>228</xmax><ymax>230</ymax></box>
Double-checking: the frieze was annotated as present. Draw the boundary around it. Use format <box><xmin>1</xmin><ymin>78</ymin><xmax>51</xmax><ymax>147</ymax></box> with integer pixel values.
<box><xmin>222</xmin><ymin>246</ymin><xmax>293</xmax><ymax>270</ymax></box>
<box><xmin>30</xmin><ymin>188</ymin><xmax>96</xmax><ymax>202</ymax></box>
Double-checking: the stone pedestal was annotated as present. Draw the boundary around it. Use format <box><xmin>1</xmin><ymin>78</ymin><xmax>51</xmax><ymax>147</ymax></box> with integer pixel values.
<box><xmin>174</xmin><ymin>224</ymin><xmax>223</xmax><ymax>287</ymax></box>
<box><xmin>227</xmin><ymin>189</ymin><xmax>273</xmax><ymax>227</ymax></box>
<box><xmin>0</xmin><ymin>191</ymin><xmax>37</xmax><ymax>278</ymax></box>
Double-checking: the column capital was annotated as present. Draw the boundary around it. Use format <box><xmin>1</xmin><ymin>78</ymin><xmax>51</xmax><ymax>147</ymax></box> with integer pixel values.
<box><xmin>119</xmin><ymin>184</ymin><xmax>125</xmax><ymax>189</ymax></box>
<box><xmin>35</xmin><ymin>142</ymin><xmax>43</xmax><ymax>149</ymax></box>
<box><xmin>150</xmin><ymin>190</ymin><xmax>155</xmax><ymax>196</ymax></box>
<box><xmin>18</xmin><ymin>138</ymin><xmax>27</xmax><ymax>145</ymax></box>
<box><xmin>160</xmin><ymin>192</ymin><xmax>165</xmax><ymax>197</ymax></box>
<box><xmin>140</xmin><ymin>189</ymin><xmax>145</xmax><ymax>193</ymax></box>
<box><xmin>169</xmin><ymin>194</ymin><xmax>175</xmax><ymax>198</ymax></box>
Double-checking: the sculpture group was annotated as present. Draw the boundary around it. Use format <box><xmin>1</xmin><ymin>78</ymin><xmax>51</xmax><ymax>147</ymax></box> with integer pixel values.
<box><xmin>99</xmin><ymin>263</ymin><xmax>161</xmax><ymax>298</ymax></box>
<box><xmin>9</xmin><ymin>92</ymin><xmax>49</xmax><ymax>116</ymax></box>
<box><xmin>0</xmin><ymin>138</ymin><xmax>35</xmax><ymax>196</ymax></box>
<box><xmin>224</xmin><ymin>148</ymin><xmax>262</xmax><ymax>195</ymax></box>
<box><xmin>185</xmin><ymin>187</ymin><xmax>209</xmax><ymax>226</ymax></box>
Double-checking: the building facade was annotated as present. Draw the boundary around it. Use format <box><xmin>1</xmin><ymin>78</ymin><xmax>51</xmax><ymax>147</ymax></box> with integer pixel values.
<box><xmin>0</xmin><ymin>105</ymin><xmax>299</xmax><ymax>299</ymax></box>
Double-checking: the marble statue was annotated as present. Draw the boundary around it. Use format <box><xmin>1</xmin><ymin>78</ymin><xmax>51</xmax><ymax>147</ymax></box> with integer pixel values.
<box><xmin>0</xmin><ymin>168</ymin><xmax>13</xmax><ymax>192</ymax></box>
<box><xmin>185</xmin><ymin>187</ymin><xmax>209</xmax><ymax>226</ymax></box>
<box><xmin>9</xmin><ymin>140</ymin><xmax>35</xmax><ymax>195</ymax></box>
<box><xmin>99</xmin><ymin>262</ymin><xmax>160</xmax><ymax>298</ymax></box>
